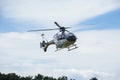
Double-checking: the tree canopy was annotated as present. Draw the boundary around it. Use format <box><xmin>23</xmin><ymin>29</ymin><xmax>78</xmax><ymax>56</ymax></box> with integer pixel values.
<box><xmin>0</xmin><ymin>72</ymin><xmax>98</xmax><ymax>80</ymax></box>
<box><xmin>0</xmin><ymin>72</ymin><xmax>70</xmax><ymax>80</ymax></box>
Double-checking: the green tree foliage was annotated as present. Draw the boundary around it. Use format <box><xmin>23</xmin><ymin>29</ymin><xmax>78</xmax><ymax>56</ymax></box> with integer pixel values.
<box><xmin>0</xmin><ymin>72</ymin><xmax>72</xmax><ymax>80</ymax></box>
<box><xmin>0</xmin><ymin>73</ymin><xmax>20</xmax><ymax>80</ymax></box>
<box><xmin>20</xmin><ymin>76</ymin><xmax>32</xmax><ymax>80</ymax></box>
<box><xmin>58</xmin><ymin>76</ymin><xmax>68</xmax><ymax>80</ymax></box>
<box><xmin>0</xmin><ymin>72</ymin><xmax>7</xmax><ymax>80</ymax></box>
<box><xmin>34</xmin><ymin>74</ymin><xmax>44</xmax><ymax>80</ymax></box>
<box><xmin>90</xmin><ymin>77</ymin><xmax>98</xmax><ymax>80</ymax></box>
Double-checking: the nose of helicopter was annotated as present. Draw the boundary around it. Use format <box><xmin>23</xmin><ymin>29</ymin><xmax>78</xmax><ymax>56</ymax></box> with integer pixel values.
<box><xmin>67</xmin><ymin>35</ymin><xmax>77</xmax><ymax>42</ymax></box>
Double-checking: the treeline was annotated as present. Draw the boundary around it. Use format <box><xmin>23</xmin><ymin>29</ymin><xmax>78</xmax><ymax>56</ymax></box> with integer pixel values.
<box><xmin>0</xmin><ymin>72</ymin><xmax>75</xmax><ymax>80</ymax></box>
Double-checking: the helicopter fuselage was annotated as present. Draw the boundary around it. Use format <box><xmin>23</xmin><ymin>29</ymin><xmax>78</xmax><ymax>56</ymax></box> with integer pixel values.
<box><xmin>29</xmin><ymin>22</ymin><xmax>78</xmax><ymax>52</ymax></box>
<box><xmin>53</xmin><ymin>31</ymin><xmax>77</xmax><ymax>49</ymax></box>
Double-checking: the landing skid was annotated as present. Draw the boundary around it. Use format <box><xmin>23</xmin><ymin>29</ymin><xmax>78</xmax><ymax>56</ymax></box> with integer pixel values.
<box><xmin>55</xmin><ymin>48</ymin><xmax>63</xmax><ymax>52</ymax></box>
<box><xmin>55</xmin><ymin>44</ymin><xmax>78</xmax><ymax>52</ymax></box>
<box><xmin>68</xmin><ymin>44</ymin><xmax>78</xmax><ymax>51</ymax></box>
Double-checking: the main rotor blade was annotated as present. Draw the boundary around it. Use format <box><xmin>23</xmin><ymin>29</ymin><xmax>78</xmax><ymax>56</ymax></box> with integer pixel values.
<box><xmin>54</xmin><ymin>22</ymin><xmax>61</xmax><ymax>28</ymax></box>
<box><xmin>27</xmin><ymin>28</ymin><xmax>59</xmax><ymax>32</ymax></box>
<box><xmin>64</xmin><ymin>27</ymin><xmax>71</xmax><ymax>29</ymax></box>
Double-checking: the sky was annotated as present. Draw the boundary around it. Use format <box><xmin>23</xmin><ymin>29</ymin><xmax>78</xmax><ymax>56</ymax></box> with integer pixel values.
<box><xmin>0</xmin><ymin>0</ymin><xmax>120</xmax><ymax>80</ymax></box>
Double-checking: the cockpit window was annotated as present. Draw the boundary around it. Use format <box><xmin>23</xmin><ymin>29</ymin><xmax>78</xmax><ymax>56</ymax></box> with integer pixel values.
<box><xmin>53</xmin><ymin>31</ymin><xmax>74</xmax><ymax>40</ymax></box>
<box><xmin>54</xmin><ymin>32</ymin><xmax>66</xmax><ymax>40</ymax></box>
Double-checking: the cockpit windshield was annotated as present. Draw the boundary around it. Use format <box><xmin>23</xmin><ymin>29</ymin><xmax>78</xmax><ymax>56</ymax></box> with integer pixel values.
<box><xmin>54</xmin><ymin>31</ymin><xmax>75</xmax><ymax>40</ymax></box>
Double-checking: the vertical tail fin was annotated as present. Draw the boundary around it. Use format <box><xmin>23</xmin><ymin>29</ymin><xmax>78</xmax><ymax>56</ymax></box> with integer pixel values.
<box><xmin>40</xmin><ymin>34</ymin><xmax>55</xmax><ymax>52</ymax></box>
<box><xmin>40</xmin><ymin>34</ymin><xmax>48</xmax><ymax>52</ymax></box>
<box><xmin>40</xmin><ymin>41</ymin><xmax>48</xmax><ymax>52</ymax></box>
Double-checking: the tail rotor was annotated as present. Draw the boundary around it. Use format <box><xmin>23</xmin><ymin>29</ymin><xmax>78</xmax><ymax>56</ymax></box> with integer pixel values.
<box><xmin>40</xmin><ymin>34</ymin><xmax>48</xmax><ymax>49</ymax></box>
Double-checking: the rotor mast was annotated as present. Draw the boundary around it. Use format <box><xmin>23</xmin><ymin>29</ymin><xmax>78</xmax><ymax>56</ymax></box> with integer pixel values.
<box><xmin>54</xmin><ymin>22</ymin><xmax>67</xmax><ymax>32</ymax></box>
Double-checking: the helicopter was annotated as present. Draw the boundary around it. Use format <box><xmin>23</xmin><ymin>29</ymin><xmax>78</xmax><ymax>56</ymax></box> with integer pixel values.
<box><xmin>28</xmin><ymin>22</ymin><xmax>78</xmax><ymax>52</ymax></box>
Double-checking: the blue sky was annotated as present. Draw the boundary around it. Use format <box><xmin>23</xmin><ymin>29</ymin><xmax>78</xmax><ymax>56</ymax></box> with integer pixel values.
<box><xmin>0</xmin><ymin>8</ymin><xmax>120</xmax><ymax>32</ymax></box>
<box><xmin>76</xmin><ymin>9</ymin><xmax>120</xmax><ymax>31</ymax></box>
<box><xmin>0</xmin><ymin>15</ymin><xmax>37</xmax><ymax>32</ymax></box>
<box><xmin>0</xmin><ymin>0</ymin><xmax>120</xmax><ymax>80</ymax></box>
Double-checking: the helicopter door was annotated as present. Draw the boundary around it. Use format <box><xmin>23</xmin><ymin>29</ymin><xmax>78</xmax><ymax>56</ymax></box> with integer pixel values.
<box><xmin>53</xmin><ymin>33</ymin><xmax>67</xmax><ymax>48</ymax></box>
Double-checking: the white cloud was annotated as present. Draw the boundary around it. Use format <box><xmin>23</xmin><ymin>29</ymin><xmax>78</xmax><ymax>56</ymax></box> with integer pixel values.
<box><xmin>0</xmin><ymin>0</ymin><xmax>120</xmax><ymax>79</ymax></box>
<box><xmin>51</xmin><ymin>69</ymin><xmax>115</xmax><ymax>80</ymax></box>
<box><xmin>0</xmin><ymin>29</ymin><xmax>120</xmax><ymax>80</ymax></box>
<box><xmin>1</xmin><ymin>0</ymin><xmax>119</xmax><ymax>26</ymax></box>
<box><xmin>77</xmin><ymin>29</ymin><xmax>120</xmax><ymax>54</ymax></box>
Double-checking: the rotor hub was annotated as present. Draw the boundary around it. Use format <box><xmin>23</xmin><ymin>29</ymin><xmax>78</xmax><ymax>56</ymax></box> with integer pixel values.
<box><xmin>60</xmin><ymin>27</ymin><xmax>65</xmax><ymax>32</ymax></box>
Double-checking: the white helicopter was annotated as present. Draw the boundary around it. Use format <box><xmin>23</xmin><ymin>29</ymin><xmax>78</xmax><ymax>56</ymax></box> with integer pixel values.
<box><xmin>28</xmin><ymin>22</ymin><xmax>78</xmax><ymax>52</ymax></box>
